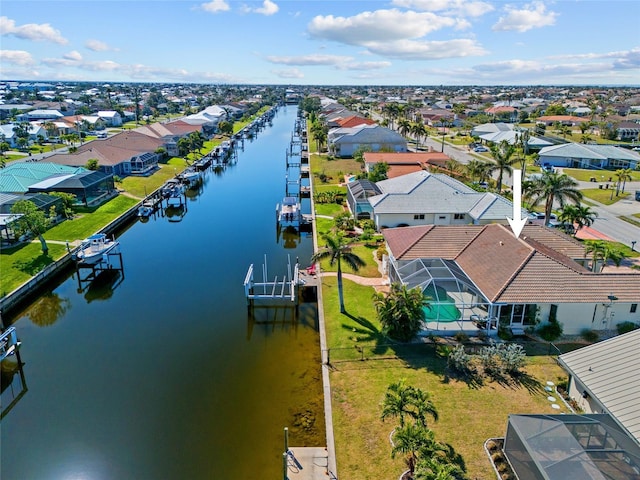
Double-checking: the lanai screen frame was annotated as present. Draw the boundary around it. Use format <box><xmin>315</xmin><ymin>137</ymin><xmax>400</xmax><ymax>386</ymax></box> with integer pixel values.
<box><xmin>388</xmin><ymin>257</ymin><xmax>492</xmax><ymax>331</ymax></box>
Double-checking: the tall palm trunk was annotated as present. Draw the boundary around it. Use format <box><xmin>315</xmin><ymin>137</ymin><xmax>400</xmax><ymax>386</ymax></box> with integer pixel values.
<box><xmin>336</xmin><ymin>257</ymin><xmax>345</xmax><ymax>313</ymax></box>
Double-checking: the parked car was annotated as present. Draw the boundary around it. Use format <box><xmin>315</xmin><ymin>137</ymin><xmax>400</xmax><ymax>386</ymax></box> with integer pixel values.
<box><xmin>636</xmin><ymin>190</ymin><xmax>640</xmax><ymax>201</ymax></box>
<box><xmin>473</xmin><ymin>146</ymin><xmax>489</xmax><ymax>152</ymax></box>
<box><xmin>541</xmin><ymin>163</ymin><xmax>555</xmax><ymax>173</ymax></box>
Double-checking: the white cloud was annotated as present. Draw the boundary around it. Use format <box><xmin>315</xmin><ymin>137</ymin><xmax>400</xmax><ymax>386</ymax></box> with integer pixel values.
<box><xmin>0</xmin><ymin>49</ymin><xmax>35</xmax><ymax>66</ymax></box>
<box><xmin>201</xmin><ymin>0</ymin><xmax>230</xmax><ymax>13</ymax></box>
<box><xmin>365</xmin><ymin>38</ymin><xmax>488</xmax><ymax>60</ymax></box>
<box><xmin>85</xmin><ymin>39</ymin><xmax>114</xmax><ymax>52</ymax></box>
<box><xmin>391</xmin><ymin>0</ymin><xmax>494</xmax><ymax>17</ymax></box>
<box><xmin>272</xmin><ymin>68</ymin><xmax>304</xmax><ymax>79</ymax></box>
<box><xmin>338</xmin><ymin>61</ymin><xmax>392</xmax><ymax>71</ymax></box>
<box><xmin>266</xmin><ymin>54</ymin><xmax>353</xmax><ymax>66</ymax></box>
<box><xmin>244</xmin><ymin>0</ymin><xmax>279</xmax><ymax>16</ymax></box>
<box><xmin>492</xmin><ymin>2</ymin><xmax>558</xmax><ymax>33</ymax></box>
<box><xmin>308</xmin><ymin>9</ymin><xmax>458</xmax><ymax>45</ymax></box>
<box><xmin>0</xmin><ymin>16</ymin><xmax>68</xmax><ymax>44</ymax></box>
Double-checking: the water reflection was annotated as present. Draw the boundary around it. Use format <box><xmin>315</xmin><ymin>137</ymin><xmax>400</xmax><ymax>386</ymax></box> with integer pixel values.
<box><xmin>81</xmin><ymin>269</ymin><xmax>124</xmax><ymax>304</ymax></box>
<box><xmin>24</xmin><ymin>292</ymin><xmax>71</xmax><ymax>327</ymax></box>
<box><xmin>1</xmin><ymin>355</ymin><xmax>27</xmax><ymax>420</ymax></box>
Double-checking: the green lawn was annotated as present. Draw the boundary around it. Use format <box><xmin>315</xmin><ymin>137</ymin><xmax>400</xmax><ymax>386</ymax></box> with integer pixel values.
<box><xmin>0</xmin><ymin>243</ymin><xmax>68</xmax><ymax>297</ymax></box>
<box><xmin>45</xmin><ymin>195</ymin><xmax>138</xmax><ymax>243</ymax></box>
<box><xmin>564</xmin><ymin>168</ymin><xmax>640</xmax><ymax>182</ymax></box>
<box><xmin>322</xmin><ymin>277</ymin><xmax>569</xmax><ymax>480</ymax></box>
<box><xmin>579</xmin><ymin>188</ymin><xmax>630</xmax><ymax>205</ymax></box>
<box><xmin>315</xmin><ymin>203</ymin><xmax>345</xmax><ymax>217</ymax></box>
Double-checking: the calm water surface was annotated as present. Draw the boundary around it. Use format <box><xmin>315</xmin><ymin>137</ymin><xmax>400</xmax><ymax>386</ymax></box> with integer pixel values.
<box><xmin>1</xmin><ymin>106</ymin><xmax>325</xmax><ymax>479</ymax></box>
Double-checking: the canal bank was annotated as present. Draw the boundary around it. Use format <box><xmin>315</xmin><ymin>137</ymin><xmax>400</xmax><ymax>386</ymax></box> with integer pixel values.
<box><xmin>1</xmin><ymin>105</ymin><xmax>327</xmax><ymax>479</ymax></box>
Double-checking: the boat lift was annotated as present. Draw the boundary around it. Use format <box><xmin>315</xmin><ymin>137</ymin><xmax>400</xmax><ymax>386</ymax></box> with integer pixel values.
<box><xmin>244</xmin><ymin>255</ymin><xmax>302</xmax><ymax>307</ymax></box>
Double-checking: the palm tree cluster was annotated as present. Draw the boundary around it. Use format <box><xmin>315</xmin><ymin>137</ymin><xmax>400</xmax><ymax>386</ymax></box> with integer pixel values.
<box><xmin>373</xmin><ymin>283</ymin><xmax>428</xmax><ymax>342</ymax></box>
<box><xmin>524</xmin><ymin>171</ymin><xmax>582</xmax><ymax>226</ymax></box>
<box><xmin>381</xmin><ymin>380</ymin><xmax>464</xmax><ymax>479</ymax></box>
<box><xmin>584</xmin><ymin>240</ymin><xmax>627</xmax><ymax>272</ymax></box>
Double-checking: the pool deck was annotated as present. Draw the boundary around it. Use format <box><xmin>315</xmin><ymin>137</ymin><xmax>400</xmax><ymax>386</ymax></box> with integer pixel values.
<box><xmin>285</xmin><ymin>448</ymin><xmax>332</xmax><ymax>479</ymax></box>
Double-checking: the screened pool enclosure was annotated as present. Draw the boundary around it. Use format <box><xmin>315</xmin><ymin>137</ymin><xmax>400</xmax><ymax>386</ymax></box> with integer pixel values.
<box><xmin>387</xmin><ymin>257</ymin><xmax>496</xmax><ymax>333</ymax></box>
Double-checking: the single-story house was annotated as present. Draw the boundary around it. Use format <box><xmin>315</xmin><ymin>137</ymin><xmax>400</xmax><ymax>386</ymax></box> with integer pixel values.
<box><xmin>615</xmin><ymin>121</ymin><xmax>640</xmax><ymax>141</ymax></box>
<box><xmin>334</xmin><ymin>115</ymin><xmax>376</xmax><ymax>129</ymax></box>
<box><xmin>362</xmin><ymin>151</ymin><xmax>451</xmax><ymax>179</ymax></box>
<box><xmin>0</xmin><ymin>162</ymin><xmax>114</xmax><ymax>207</ymax></box>
<box><xmin>536</xmin><ymin>115</ymin><xmax>589</xmax><ymax>126</ymax></box>
<box><xmin>183</xmin><ymin>105</ymin><xmax>227</xmax><ymax>134</ymax></box>
<box><xmin>361</xmin><ymin>170</ymin><xmax>521</xmax><ymax>228</ymax></box>
<box><xmin>470</xmin><ymin>122</ymin><xmax>516</xmax><ymax>138</ymax></box>
<box><xmin>558</xmin><ymin>329</ymin><xmax>640</xmax><ymax>445</ymax></box>
<box><xmin>0</xmin><ymin>162</ymin><xmax>85</xmax><ymax>193</ymax></box>
<box><xmin>503</xmin><ymin>414</ymin><xmax>640</xmax><ymax>480</ymax></box>
<box><xmin>538</xmin><ymin>143</ymin><xmax>640</xmax><ymax>170</ymax></box>
<box><xmin>328</xmin><ymin>124</ymin><xmax>407</xmax><ymax>158</ymax></box>
<box><xmin>382</xmin><ymin>223</ymin><xmax>640</xmax><ymax>335</ymax></box>
<box><xmin>0</xmin><ymin>123</ymin><xmax>48</xmax><ymax>147</ymax></box>
<box><xmin>133</xmin><ymin>120</ymin><xmax>203</xmax><ymax>156</ymax></box>
<box><xmin>47</xmin><ymin>131</ymin><xmax>164</xmax><ymax>177</ymax></box>
<box><xmin>16</xmin><ymin>109</ymin><xmax>64</xmax><ymax>122</ymax></box>
<box><xmin>97</xmin><ymin>111</ymin><xmax>123</xmax><ymax>127</ymax></box>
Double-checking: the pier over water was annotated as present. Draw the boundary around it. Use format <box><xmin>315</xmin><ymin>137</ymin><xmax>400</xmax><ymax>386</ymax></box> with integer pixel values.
<box><xmin>1</xmin><ymin>106</ymin><xmax>325</xmax><ymax>479</ymax></box>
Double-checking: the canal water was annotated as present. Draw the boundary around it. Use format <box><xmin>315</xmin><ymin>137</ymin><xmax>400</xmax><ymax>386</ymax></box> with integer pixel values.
<box><xmin>1</xmin><ymin>106</ymin><xmax>325</xmax><ymax>479</ymax></box>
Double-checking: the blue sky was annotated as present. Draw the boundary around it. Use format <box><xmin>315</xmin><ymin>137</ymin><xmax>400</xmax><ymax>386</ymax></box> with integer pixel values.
<box><xmin>1</xmin><ymin>0</ymin><xmax>639</xmax><ymax>86</ymax></box>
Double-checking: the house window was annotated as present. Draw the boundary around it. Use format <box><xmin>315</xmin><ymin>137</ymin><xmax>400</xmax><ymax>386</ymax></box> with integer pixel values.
<box><xmin>454</xmin><ymin>213</ymin><xmax>465</xmax><ymax>220</ymax></box>
<box><xmin>631</xmin><ymin>304</ymin><xmax>638</xmax><ymax>313</ymax></box>
<box><xmin>414</xmin><ymin>214</ymin><xmax>425</xmax><ymax>220</ymax></box>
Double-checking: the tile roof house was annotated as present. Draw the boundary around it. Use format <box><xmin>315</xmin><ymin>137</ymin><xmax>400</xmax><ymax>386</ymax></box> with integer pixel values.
<box><xmin>382</xmin><ymin>223</ymin><xmax>640</xmax><ymax>336</ymax></box>
<box><xmin>362</xmin><ymin>151</ymin><xmax>451</xmax><ymax>179</ymax></box>
<box><xmin>558</xmin><ymin>329</ymin><xmax>640</xmax><ymax>447</ymax></box>
<box><xmin>538</xmin><ymin>143</ymin><xmax>640</xmax><ymax>170</ymax></box>
<box><xmin>327</xmin><ymin>124</ymin><xmax>407</xmax><ymax>158</ymax></box>
<box><xmin>47</xmin><ymin>131</ymin><xmax>164</xmax><ymax>177</ymax></box>
<box><xmin>361</xmin><ymin>170</ymin><xmax>521</xmax><ymax>228</ymax></box>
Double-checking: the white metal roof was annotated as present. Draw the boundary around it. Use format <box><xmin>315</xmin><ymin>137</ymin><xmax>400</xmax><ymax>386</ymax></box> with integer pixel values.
<box><xmin>558</xmin><ymin>329</ymin><xmax>640</xmax><ymax>445</ymax></box>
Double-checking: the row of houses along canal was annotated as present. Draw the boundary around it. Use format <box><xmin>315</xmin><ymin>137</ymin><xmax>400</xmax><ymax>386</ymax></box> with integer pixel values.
<box><xmin>0</xmin><ymin>105</ymin><xmax>326</xmax><ymax>479</ymax></box>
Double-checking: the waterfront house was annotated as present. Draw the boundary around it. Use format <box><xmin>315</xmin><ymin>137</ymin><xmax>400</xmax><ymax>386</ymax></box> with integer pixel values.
<box><xmin>327</xmin><ymin>124</ymin><xmax>407</xmax><ymax>158</ymax></box>
<box><xmin>382</xmin><ymin>223</ymin><xmax>640</xmax><ymax>336</ymax></box>
<box><xmin>363</xmin><ymin>151</ymin><xmax>451</xmax><ymax>179</ymax></box>
<box><xmin>47</xmin><ymin>131</ymin><xmax>164</xmax><ymax>177</ymax></box>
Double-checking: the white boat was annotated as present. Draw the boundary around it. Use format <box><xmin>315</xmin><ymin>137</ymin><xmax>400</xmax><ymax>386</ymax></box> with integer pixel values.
<box><xmin>74</xmin><ymin>233</ymin><xmax>119</xmax><ymax>264</ymax></box>
<box><xmin>180</xmin><ymin>170</ymin><xmax>201</xmax><ymax>188</ymax></box>
<box><xmin>137</xmin><ymin>205</ymin><xmax>154</xmax><ymax>218</ymax></box>
<box><xmin>277</xmin><ymin>196</ymin><xmax>301</xmax><ymax>225</ymax></box>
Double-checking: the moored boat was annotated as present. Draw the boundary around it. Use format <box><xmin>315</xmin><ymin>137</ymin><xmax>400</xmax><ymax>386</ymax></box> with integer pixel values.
<box><xmin>74</xmin><ymin>234</ymin><xmax>119</xmax><ymax>264</ymax></box>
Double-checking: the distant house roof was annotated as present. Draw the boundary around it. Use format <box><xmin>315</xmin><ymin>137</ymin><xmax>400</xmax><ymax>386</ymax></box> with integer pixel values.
<box><xmin>133</xmin><ymin>120</ymin><xmax>201</xmax><ymax>139</ymax></box>
<box><xmin>329</xmin><ymin>124</ymin><xmax>406</xmax><ymax>145</ymax></box>
<box><xmin>558</xmin><ymin>329</ymin><xmax>640</xmax><ymax>444</ymax></box>
<box><xmin>537</xmin><ymin>115</ymin><xmax>588</xmax><ymax>124</ymax></box>
<box><xmin>383</xmin><ymin>224</ymin><xmax>640</xmax><ymax>304</ymax></box>
<box><xmin>471</xmin><ymin>122</ymin><xmax>515</xmax><ymax>136</ymax></box>
<box><xmin>335</xmin><ymin>115</ymin><xmax>376</xmax><ymax>128</ymax></box>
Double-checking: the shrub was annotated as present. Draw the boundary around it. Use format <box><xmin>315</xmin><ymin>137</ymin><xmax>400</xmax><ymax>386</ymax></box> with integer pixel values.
<box><xmin>580</xmin><ymin>329</ymin><xmax>599</xmax><ymax>342</ymax></box>
<box><xmin>498</xmin><ymin>325</ymin><xmax>513</xmax><ymax>341</ymax></box>
<box><xmin>454</xmin><ymin>331</ymin><xmax>469</xmax><ymax>343</ymax></box>
<box><xmin>537</xmin><ymin>320</ymin><xmax>563</xmax><ymax>341</ymax></box>
<box><xmin>616</xmin><ymin>321</ymin><xmax>639</xmax><ymax>335</ymax></box>
<box><xmin>491</xmin><ymin>452</ymin><xmax>504</xmax><ymax>463</ymax></box>
<box><xmin>447</xmin><ymin>345</ymin><xmax>472</xmax><ymax>374</ymax></box>
<box><xmin>486</xmin><ymin>440</ymin><xmax>498</xmax><ymax>452</ymax></box>
<box><xmin>376</xmin><ymin>245</ymin><xmax>387</xmax><ymax>261</ymax></box>
<box><xmin>499</xmin><ymin>343</ymin><xmax>526</xmax><ymax>374</ymax></box>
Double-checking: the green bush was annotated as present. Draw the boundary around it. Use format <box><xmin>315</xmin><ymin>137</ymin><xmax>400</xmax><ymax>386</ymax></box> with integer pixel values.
<box><xmin>454</xmin><ymin>331</ymin><xmax>469</xmax><ymax>343</ymax></box>
<box><xmin>580</xmin><ymin>329</ymin><xmax>599</xmax><ymax>342</ymax></box>
<box><xmin>537</xmin><ymin>320</ymin><xmax>563</xmax><ymax>341</ymax></box>
<box><xmin>616</xmin><ymin>321</ymin><xmax>639</xmax><ymax>335</ymax></box>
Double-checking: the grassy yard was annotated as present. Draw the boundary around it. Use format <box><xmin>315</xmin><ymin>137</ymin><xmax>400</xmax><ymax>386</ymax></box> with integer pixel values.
<box><xmin>311</xmin><ymin>153</ymin><xmax>362</xmax><ymax>185</ymax></box>
<box><xmin>564</xmin><ymin>168</ymin><xmax>640</xmax><ymax>182</ymax></box>
<box><xmin>579</xmin><ymin>188</ymin><xmax>630</xmax><ymax>205</ymax></box>
<box><xmin>322</xmin><ymin>277</ymin><xmax>569</xmax><ymax>480</ymax></box>
<box><xmin>0</xmin><ymin>242</ymin><xmax>68</xmax><ymax>297</ymax></box>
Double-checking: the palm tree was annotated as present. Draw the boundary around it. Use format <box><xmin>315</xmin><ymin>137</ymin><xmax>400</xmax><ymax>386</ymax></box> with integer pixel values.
<box><xmin>525</xmin><ymin>172</ymin><xmax>582</xmax><ymax>226</ymax></box>
<box><xmin>381</xmin><ymin>379</ymin><xmax>415</xmax><ymax>428</ymax></box>
<box><xmin>373</xmin><ymin>282</ymin><xmax>428</xmax><ymax>342</ymax></box>
<box><xmin>398</xmin><ymin>118</ymin><xmax>412</xmax><ymax>138</ymax></box>
<box><xmin>558</xmin><ymin>204</ymin><xmax>597</xmax><ymax>233</ymax></box>
<box><xmin>410</xmin><ymin>122</ymin><xmax>428</xmax><ymax>151</ymax></box>
<box><xmin>415</xmin><ymin>457</ymin><xmax>462</xmax><ymax>480</ymax></box>
<box><xmin>601</xmin><ymin>243</ymin><xmax>627</xmax><ymax>272</ymax></box>
<box><xmin>410</xmin><ymin>387</ymin><xmax>439</xmax><ymax>428</ymax></box>
<box><xmin>391</xmin><ymin>424</ymin><xmax>437</xmax><ymax>475</ymax></box>
<box><xmin>465</xmin><ymin>159</ymin><xmax>491</xmax><ymax>184</ymax></box>
<box><xmin>584</xmin><ymin>240</ymin><xmax>607</xmax><ymax>272</ymax></box>
<box><xmin>487</xmin><ymin>140</ymin><xmax>516</xmax><ymax>192</ymax></box>
<box><xmin>310</xmin><ymin>232</ymin><xmax>365</xmax><ymax>313</ymax></box>
<box><xmin>614</xmin><ymin>168</ymin><xmax>633</xmax><ymax>194</ymax></box>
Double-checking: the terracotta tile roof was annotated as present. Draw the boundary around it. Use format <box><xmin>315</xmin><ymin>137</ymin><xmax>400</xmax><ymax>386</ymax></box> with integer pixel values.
<box><xmin>364</xmin><ymin>152</ymin><xmax>450</xmax><ymax>165</ymax></box>
<box><xmin>384</xmin><ymin>225</ymin><xmax>484</xmax><ymax>260</ymax></box>
<box><xmin>335</xmin><ymin>115</ymin><xmax>376</xmax><ymax>128</ymax></box>
<box><xmin>384</xmin><ymin>224</ymin><xmax>640</xmax><ymax>303</ymax></box>
<box><xmin>386</xmin><ymin>164</ymin><xmax>425</xmax><ymax>178</ymax></box>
